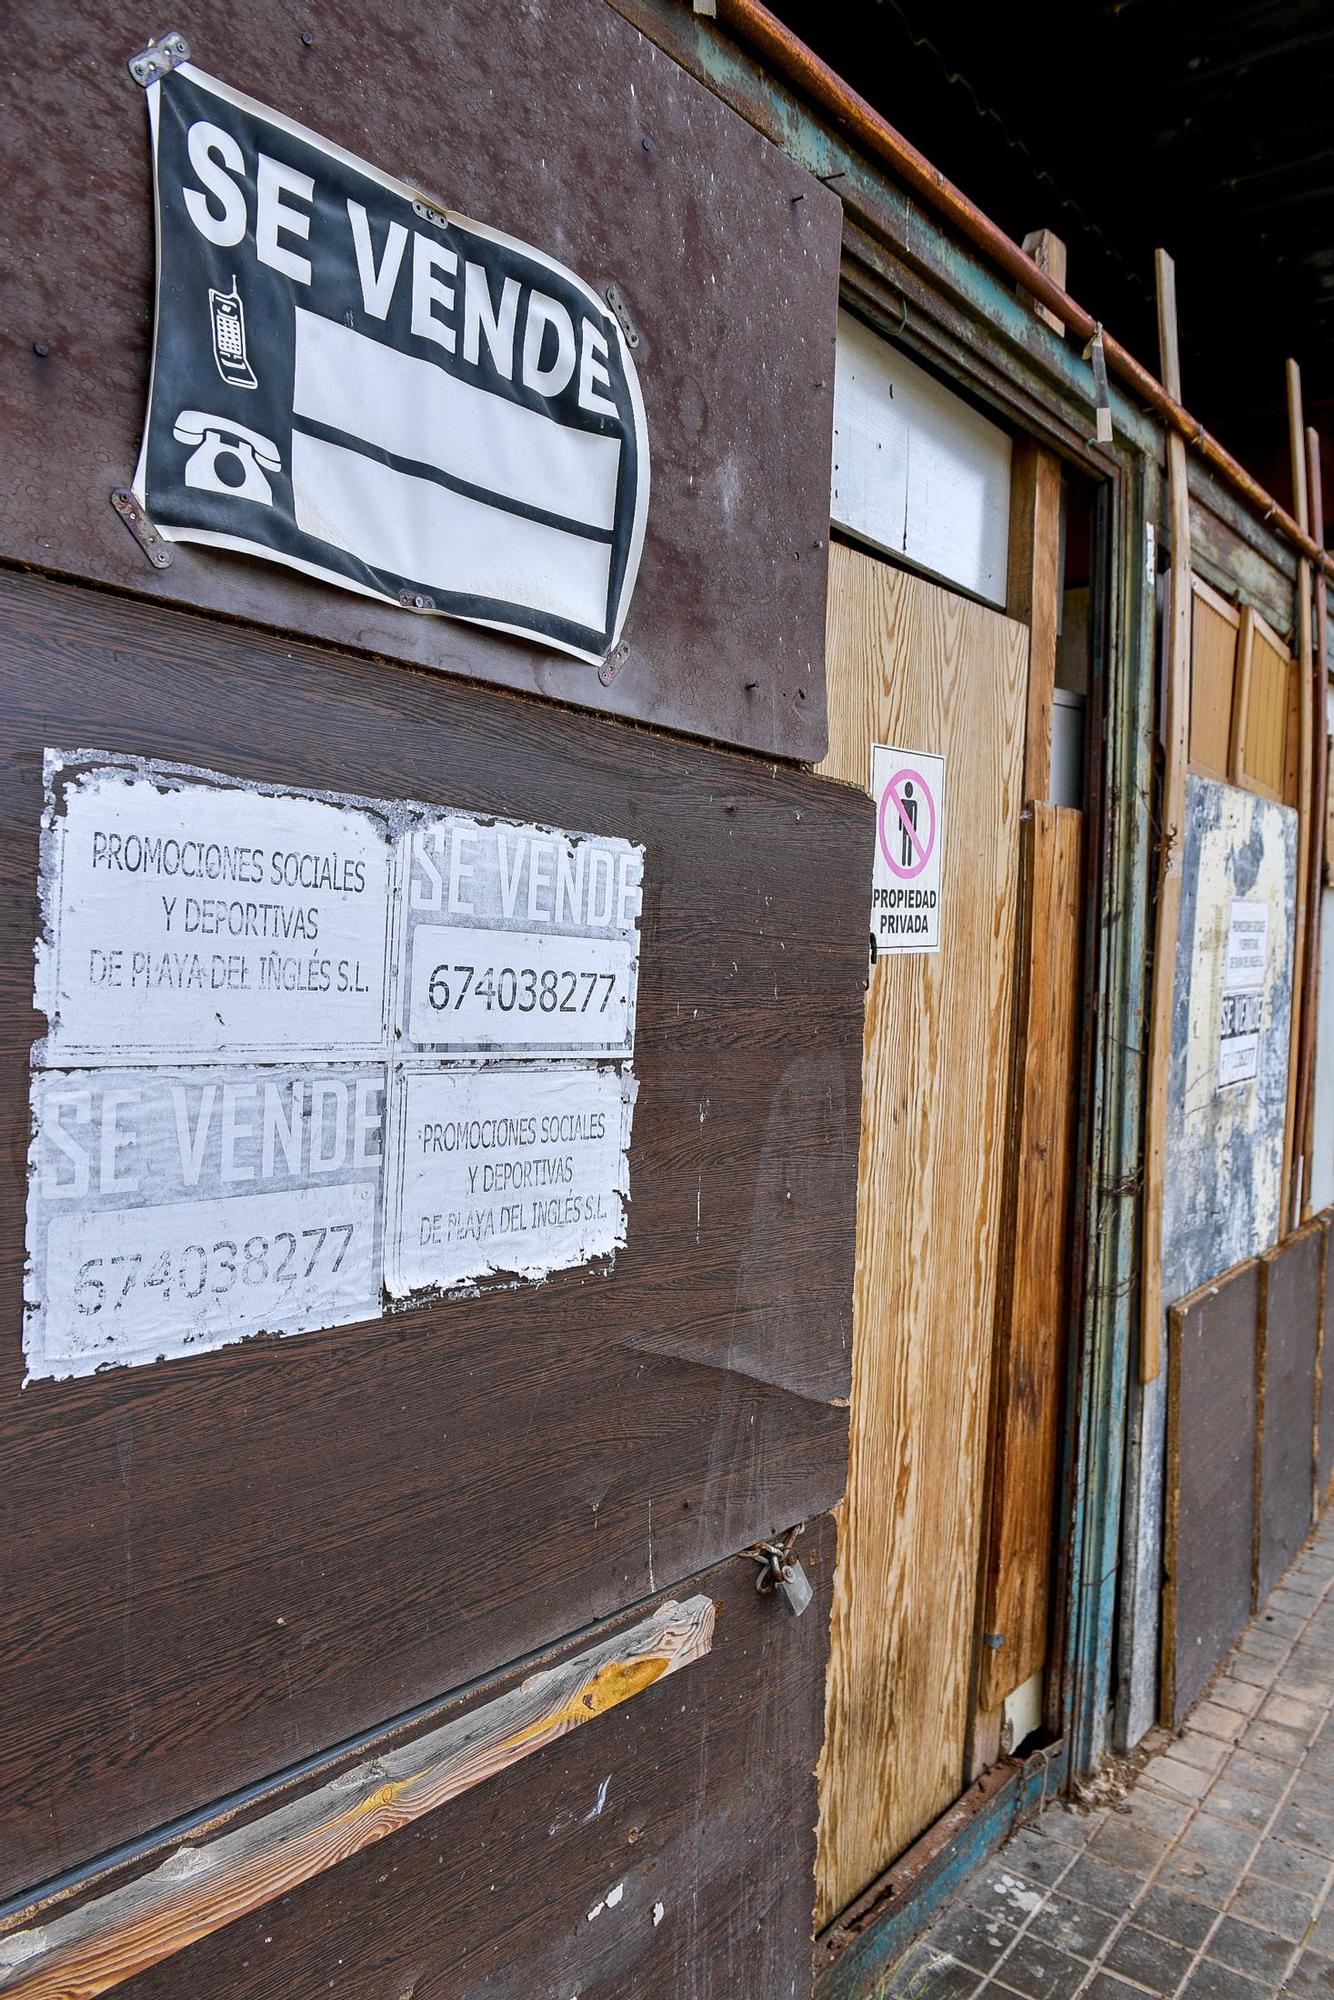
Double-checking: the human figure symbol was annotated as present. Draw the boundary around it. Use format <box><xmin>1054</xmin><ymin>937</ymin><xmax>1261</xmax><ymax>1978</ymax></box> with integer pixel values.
<box><xmin>899</xmin><ymin>780</ymin><xmax>918</xmax><ymax>866</ymax></box>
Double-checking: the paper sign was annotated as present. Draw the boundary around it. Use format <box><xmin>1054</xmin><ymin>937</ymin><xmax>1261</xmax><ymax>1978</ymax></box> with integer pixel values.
<box><xmin>869</xmin><ymin>744</ymin><xmax>945</xmax><ymax>955</ymax></box>
<box><xmin>1218</xmin><ymin>897</ymin><xmax>1269</xmax><ymax>1088</ymax></box>
<box><xmin>25</xmin><ymin>751</ymin><xmax>642</xmax><ymax>1381</ymax></box>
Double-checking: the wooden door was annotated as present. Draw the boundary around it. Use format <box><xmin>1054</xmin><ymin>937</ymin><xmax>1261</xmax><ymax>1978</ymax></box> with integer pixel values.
<box><xmin>816</xmin><ymin>543</ymin><xmax>1029</xmax><ymax>1923</ymax></box>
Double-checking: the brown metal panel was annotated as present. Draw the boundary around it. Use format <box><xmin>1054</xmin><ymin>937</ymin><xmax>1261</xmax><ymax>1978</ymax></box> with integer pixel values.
<box><xmin>0</xmin><ymin>0</ymin><xmax>842</xmax><ymax>761</ymax></box>
<box><xmin>0</xmin><ymin>569</ymin><xmax>868</xmax><ymax>1899</ymax></box>
<box><xmin>1161</xmin><ymin>1259</ymin><xmax>1260</xmax><ymax>1726</ymax></box>
<box><xmin>1317</xmin><ymin>1215</ymin><xmax>1334</xmax><ymax>1502</ymax></box>
<box><xmin>1256</xmin><ymin>1225</ymin><xmax>1321</xmax><ymax>1604</ymax></box>
<box><xmin>42</xmin><ymin>1522</ymin><xmax>837</xmax><ymax>2000</ymax></box>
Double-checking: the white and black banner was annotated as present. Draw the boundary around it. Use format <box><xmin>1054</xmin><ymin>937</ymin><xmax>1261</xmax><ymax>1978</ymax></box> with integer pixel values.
<box><xmin>132</xmin><ymin>64</ymin><xmax>650</xmax><ymax>663</ymax></box>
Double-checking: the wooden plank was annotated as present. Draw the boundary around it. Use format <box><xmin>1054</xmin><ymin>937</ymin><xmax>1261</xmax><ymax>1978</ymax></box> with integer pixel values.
<box><xmin>976</xmin><ymin>804</ymin><xmax>1083</xmax><ymax>1710</ymax></box>
<box><xmin>815</xmin><ymin>545</ymin><xmax>1028</xmax><ymax>1922</ymax></box>
<box><xmin>1019</xmin><ymin>229</ymin><xmax>1068</xmax><ymax>337</ymax></box>
<box><xmin>0</xmin><ymin>1598</ymin><xmax>715</xmax><ymax>1998</ymax></box>
<box><xmin>832</xmin><ymin>311</ymin><xmax>1013</xmax><ymax>608</ymax></box>
<box><xmin>1284</xmin><ymin>360</ymin><xmax>1315</xmax><ymax>1229</ymax></box>
<box><xmin>0</xmin><ymin>569</ymin><xmax>869</xmax><ymax>1898</ymax></box>
<box><xmin>1007</xmin><ymin>442</ymin><xmax>1063</xmax><ymax>801</ymax></box>
<box><xmin>1234</xmin><ymin>607</ymin><xmax>1295</xmax><ymax>803</ymax></box>
<box><xmin>1319</xmin><ymin>1218</ymin><xmax>1334</xmax><ymax>1503</ymax></box>
<box><xmin>0</xmin><ymin>0</ymin><xmax>844</xmax><ymax>763</ymax></box>
<box><xmin>1161</xmin><ymin>1260</ymin><xmax>1260</xmax><ymax>1726</ymax></box>
<box><xmin>1254</xmin><ymin>1225</ymin><xmax>1321</xmax><ymax>1606</ymax></box>
<box><xmin>1305</xmin><ymin>430</ymin><xmax>1330</xmax><ymax>1212</ymax></box>
<box><xmin>4</xmin><ymin>1520</ymin><xmax>837</xmax><ymax>2000</ymax></box>
<box><xmin>1189</xmin><ymin>575</ymin><xmax>1240</xmax><ymax>782</ymax></box>
<box><xmin>1141</xmin><ymin>250</ymin><xmax>1193</xmax><ymax>1385</ymax></box>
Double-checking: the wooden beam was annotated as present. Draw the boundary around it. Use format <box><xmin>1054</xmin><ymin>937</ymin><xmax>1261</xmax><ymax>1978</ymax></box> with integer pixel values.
<box><xmin>1283</xmin><ymin>361</ymin><xmax>1314</xmax><ymax>1231</ymax></box>
<box><xmin>0</xmin><ymin>1596</ymin><xmax>715</xmax><ymax>2000</ymax></box>
<box><xmin>1019</xmin><ymin>229</ymin><xmax>1068</xmax><ymax>337</ymax></box>
<box><xmin>1302</xmin><ymin>427</ymin><xmax>1328</xmax><ymax>1214</ymax></box>
<box><xmin>1007</xmin><ymin>440</ymin><xmax>1063</xmax><ymax>801</ymax></box>
<box><xmin>1140</xmin><ymin>250</ymin><xmax>1193</xmax><ymax>1383</ymax></box>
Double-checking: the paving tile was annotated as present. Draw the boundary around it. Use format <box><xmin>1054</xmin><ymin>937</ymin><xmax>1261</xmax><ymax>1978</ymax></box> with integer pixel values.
<box><xmin>1255</xmin><ymin>1612</ymin><xmax>1307</xmax><ymax>1641</ymax></box>
<box><xmin>1081</xmin><ymin>1978</ymin><xmax>1151</xmax><ymax>2000</ymax></box>
<box><xmin>1122</xmin><ymin>1793</ymin><xmax>1194</xmax><ymax>1841</ymax></box>
<box><xmin>1191</xmin><ymin>1704</ymin><xmax>1248</xmax><ymax>1744</ymax></box>
<box><xmin>1134</xmin><ymin>1883</ymin><xmax>1221</xmax><ymax>1948</ymax></box>
<box><xmin>920</xmin><ymin>1900</ymin><xmax>1020</xmax><ymax>1975</ymax></box>
<box><xmin>1103</xmin><ymin>1922</ymin><xmax>1196</xmax><ymax>1991</ymax></box>
<box><xmin>881</xmin><ymin>1942</ymin><xmax>986</xmax><ymax>1999</ymax></box>
<box><xmin>1180</xmin><ymin>1816</ymin><xmax>1263</xmax><ymax>1870</ymax></box>
<box><xmin>1000</xmin><ymin>1827</ymin><xmax>1080</xmax><ymax>1888</ymax></box>
<box><xmin>1228</xmin><ymin>1655</ymin><xmax>1281</xmax><ymax>1691</ymax></box>
<box><xmin>1260</xmin><ymin>1693</ymin><xmax>1322</xmax><ymax>1732</ymax></box>
<box><xmin>1283</xmin><ymin>1951</ymin><xmax>1334</xmax><ymax>1995</ymax></box>
<box><xmin>1172</xmin><ymin>1732</ymin><xmax>1232</xmax><ymax>1775</ymax></box>
<box><xmin>1201</xmin><ymin>1914</ymin><xmax>1295</xmax><ymax>1983</ymax></box>
<box><xmin>1246</xmin><ymin>1837</ymin><xmax>1331</xmax><ymax>1895</ymax></box>
<box><xmin>1056</xmin><ymin>1851</ymin><xmax>1144</xmax><ymax>1919</ymax></box>
<box><xmin>1238</xmin><ymin>1630</ymin><xmax>1291</xmax><ymax>1660</ymax></box>
<box><xmin>1304</xmin><ymin>1742</ymin><xmax>1334</xmax><ymax>1780</ymax></box>
<box><xmin>1207</xmin><ymin>1778</ymin><xmax>1279</xmax><ymax>1833</ymax></box>
<box><xmin>1272</xmin><ymin>1805</ymin><xmax>1334</xmax><ymax>1859</ymax></box>
<box><xmin>1145</xmin><ymin>1756</ymin><xmax>1216</xmax><ymax>1803</ymax></box>
<box><xmin>1025</xmin><ymin>1892</ymin><xmax>1121</xmax><ymax>1961</ymax></box>
<box><xmin>1090</xmin><ymin>1818</ymin><xmax>1175</xmax><ymax>1876</ymax></box>
<box><xmin>1179</xmin><ymin>1961</ymin><xmax>1273</xmax><ymax>2000</ymax></box>
<box><xmin>966</xmin><ymin>1867</ymin><xmax>1052</xmax><ymax>1924</ymax></box>
<box><xmin>1308</xmin><ymin>1905</ymin><xmax>1334</xmax><ymax>1958</ymax></box>
<box><xmin>1240</xmin><ymin>1721</ymin><xmax>1308</xmax><ymax>1765</ymax></box>
<box><xmin>988</xmin><ymin>1937</ymin><xmax>1091</xmax><ymax>2000</ymax></box>
<box><xmin>1287</xmin><ymin>1773</ymin><xmax>1334</xmax><ymax>1820</ymax></box>
<box><xmin>1214</xmin><ymin>1680</ymin><xmax>1266</xmax><ymax>1718</ymax></box>
<box><xmin>1041</xmin><ymin>1805</ymin><xmax>1104</xmax><ymax>1848</ymax></box>
<box><xmin>1159</xmin><ymin>1844</ymin><xmax>1245</xmax><ymax>1910</ymax></box>
<box><xmin>1222</xmin><ymin>1751</ymin><xmax>1292</xmax><ymax>1799</ymax></box>
<box><xmin>1227</xmin><ymin>1869</ymin><xmax>1319</xmax><ymax>1939</ymax></box>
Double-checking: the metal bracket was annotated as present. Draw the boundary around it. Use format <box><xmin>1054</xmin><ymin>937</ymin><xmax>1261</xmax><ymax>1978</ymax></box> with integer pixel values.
<box><xmin>111</xmin><ymin>489</ymin><xmax>173</xmax><ymax>569</ymax></box>
<box><xmin>1082</xmin><ymin>321</ymin><xmax>1114</xmax><ymax>447</ymax></box>
<box><xmin>604</xmin><ymin>283</ymin><xmax>641</xmax><ymax>352</ymax></box>
<box><xmin>598</xmin><ymin>639</ymin><xmax>631</xmax><ymax>688</ymax></box>
<box><xmin>412</xmin><ymin>197</ymin><xmax>450</xmax><ymax>231</ymax></box>
<box><xmin>127</xmin><ymin>28</ymin><xmax>191</xmax><ymax>87</ymax></box>
<box><xmin>398</xmin><ymin>587</ymin><xmax>436</xmax><ymax>612</ymax></box>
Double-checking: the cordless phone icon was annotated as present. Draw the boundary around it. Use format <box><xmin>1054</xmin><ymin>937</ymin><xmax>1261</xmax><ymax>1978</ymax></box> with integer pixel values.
<box><xmin>209</xmin><ymin>279</ymin><xmax>257</xmax><ymax>390</ymax></box>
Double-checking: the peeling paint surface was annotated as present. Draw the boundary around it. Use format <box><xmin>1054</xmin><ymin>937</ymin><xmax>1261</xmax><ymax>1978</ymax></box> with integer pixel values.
<box><xmin>25</xmin><ymin>751</ymin><xmax>642</xmax><ymax>1381</ymax></box>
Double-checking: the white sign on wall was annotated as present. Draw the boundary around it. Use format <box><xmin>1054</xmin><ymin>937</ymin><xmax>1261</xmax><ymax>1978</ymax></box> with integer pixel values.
<box><xmin>25</xmin><ymin>752</ymin><xmax>643</xmax><ymax>1382</ymax></box>
<box><xmin>1218</xmin><ymin>897</ymin><xmax>1270</xmax><ymax>1089</ymax></box>
<box><xmin>869</xmin><ymin>744</ymin><xmax>946</xmax><ymax>956</ymax></box>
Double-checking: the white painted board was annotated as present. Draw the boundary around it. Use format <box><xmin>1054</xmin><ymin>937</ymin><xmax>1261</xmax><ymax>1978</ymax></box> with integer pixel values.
<box><xmin>24</xmin><ymin>751</ymin><xmax>643</xmax><ymax>1382</ymax></box>
<box><xmin>1218</xmin><ymin>899</ymin><xmax>1269</xmax><ymax>1088</ymax></box>
<box><xmin>869</xmin><ymin>744</ymin><xmax>945</xmax><ymax>955</ymax></box>
<box><xmin>831</xmin><ymin>309</ymin><xmax>1011</xmax><ymax>608</ymax></box>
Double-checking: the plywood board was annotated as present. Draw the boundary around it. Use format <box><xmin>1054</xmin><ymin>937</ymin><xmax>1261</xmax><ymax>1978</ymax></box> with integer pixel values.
<box><xmin>816</xmin><ymin>544</ymin><xmax>1028</xmax><ymax>1923</ymax></box>
<box><xmin>1</xmin><ymin>1521</ymin><xmax>835</xmax><ymax>2000</ymax></box>
<box><xmin>1256</xmin><ymin>1224</ymin><xmax>1321</xmax><ymax>1604</ymax></box>
<box><xmin>1190</xmin><ymin>576</ymin><xmax>1240</xmax><ymax>782</ymax></box>
<box><xmin>1233</xmin><ymin>608</ymin><xmax>1295</xmax><ymax>805</ymax></box>
<box><xmin>977</xmin><ymin>803</ymin><xmax>1083</xmax><ymax>1710</ymax></box>
<box><xmin>1162</xmin><ymin>1260</ymin><xmax>1260</xmax><ymax>1725</ymax></box>
<box><xmin>0</xmin><ymin>569</ymin><xmax>868</xmax><ymax>1900</ymax></box>
<box><xmin>832</xmin><ymin>312</ymin><xmax>1012</xmax><ymax>608</ymax></box>
<box><xmin>0</xmin><ymin>0</ymin><xmax>843</xmax><ymax>762</ymax></box>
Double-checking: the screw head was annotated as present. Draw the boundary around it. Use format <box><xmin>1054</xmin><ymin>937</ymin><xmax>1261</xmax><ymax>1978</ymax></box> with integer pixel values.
<box><xmin>32</xmin><ymin>341</ymin><xmax>49</xmax><ymax>358</ymax></box>
<box><xmin>301</xmin><ymin>30</ymin><xmax>314</xmax><ymax>45</ymax></box>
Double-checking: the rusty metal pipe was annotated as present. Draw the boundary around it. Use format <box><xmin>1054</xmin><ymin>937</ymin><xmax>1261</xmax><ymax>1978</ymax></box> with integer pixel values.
<box><xmin>712</xmin><ymin>0</ymin><xmax>1334</xmax><ymax>581</ymax></box>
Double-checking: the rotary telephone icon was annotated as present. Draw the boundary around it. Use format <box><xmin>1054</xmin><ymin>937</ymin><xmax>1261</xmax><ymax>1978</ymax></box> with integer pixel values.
<box><xmin>172</xmin><ymin>410</ymin><xmax>281</xmax><ymax>507</ymax></box>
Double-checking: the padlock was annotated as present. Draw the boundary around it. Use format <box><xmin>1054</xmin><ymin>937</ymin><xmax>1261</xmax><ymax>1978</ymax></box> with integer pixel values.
<box><xmin>774</xmin><ymin>1558</ymin><xmax>813</xmax><ymax>1618</ymax></box>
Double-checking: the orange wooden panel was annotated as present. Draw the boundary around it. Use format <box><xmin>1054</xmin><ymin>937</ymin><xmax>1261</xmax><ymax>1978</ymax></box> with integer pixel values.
<box><xmin>1188</xmin><ymin>577</ymin><xmax>1240</xmax><ymax>782</ymax></box>
<box><xmin>1234</xmin><ymin>606</ymin><xmax>1294</xmax><ymax>804</ymax></box>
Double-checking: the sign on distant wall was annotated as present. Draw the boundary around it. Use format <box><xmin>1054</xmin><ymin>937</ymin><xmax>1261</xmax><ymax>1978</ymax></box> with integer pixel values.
<box><xmin>869</xmin><ymin>744</ymin><xmax>945</xmax><ymax>955</ymax></box>
<box><xmin>25</xmin><ymin>752</ymin><xmax>642</xmax><ymax>1381</ymax></box>
<box><xmin>132</xmin><ymin>62</ymin><xmax>649</xmax><ymax>664</ymax></box>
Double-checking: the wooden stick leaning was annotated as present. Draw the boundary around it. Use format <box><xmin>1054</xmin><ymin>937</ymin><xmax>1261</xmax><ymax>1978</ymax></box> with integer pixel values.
<box><xmin>1283</xmin><ymin>360</ymin><xmax>1314</xmax><ymax>1232</ymax></box>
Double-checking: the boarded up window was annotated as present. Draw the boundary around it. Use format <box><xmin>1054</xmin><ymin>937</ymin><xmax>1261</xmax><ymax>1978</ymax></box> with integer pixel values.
<box><xmin>1188</xmin><ymin>577</ymin><xmax>1240</xmax><ymax>781</ymax></box>
<box><xmin>1233</xmin><ymin>606</ymin><xmax>1297</xmax><ymax>805</ymax></box>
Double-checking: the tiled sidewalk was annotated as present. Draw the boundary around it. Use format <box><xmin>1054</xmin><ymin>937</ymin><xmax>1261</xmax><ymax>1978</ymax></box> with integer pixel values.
<box><xmin>879</xmin><ymin>1514</ymin><xmax>1334</xmax><ymax>1999</ymax></box>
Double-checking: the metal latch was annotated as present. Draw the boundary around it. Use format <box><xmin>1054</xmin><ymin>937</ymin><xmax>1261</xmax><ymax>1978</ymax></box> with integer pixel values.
<box><xmin>127</xmin><ymin>28</ymin><xmax>191</xmax><ymax>87</ymax></box>
<box><xmin>745</xmin><ymin>1524</ymin><xmax>812</xmax><ymax>1617</ymax></box>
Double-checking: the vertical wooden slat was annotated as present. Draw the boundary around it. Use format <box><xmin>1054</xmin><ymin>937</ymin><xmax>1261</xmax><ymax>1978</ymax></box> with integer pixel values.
<box><xmin>975</xmin><ymin>803</ymin><xmax>1084</xmax><ymax>1710</ymax></box>
<box><xmin>1283</xmin><ymin>360</ymin><xmax>1314</xmax><ymax>1231</ymax></box>
<box><xmin>1300</xmin><ymin>427</ymin><xmax>1327</xmax><ymax>1217</ymax></box>
<box><xmin>1141</xmin><ymin>250</ymin><xmax>1193</xmax><ymax>1384</ymax></box>
<box><xmin>1007</xmin><ymin>440</ymin><xmax>1062</xmax><ymax>801</ymax></box>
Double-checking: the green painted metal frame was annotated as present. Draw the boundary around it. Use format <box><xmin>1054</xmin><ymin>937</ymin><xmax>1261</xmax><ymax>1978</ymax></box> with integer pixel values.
<box><xmin>602</xmin><ymin>0</ymin><xmax>1161</xmax><ymax>1981</ymax></box>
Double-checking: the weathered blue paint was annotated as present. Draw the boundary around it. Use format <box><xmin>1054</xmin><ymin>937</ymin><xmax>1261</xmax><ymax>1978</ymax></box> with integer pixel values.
<box><xmin>814</xmin><ymin>1746</ymin><xmax>1070</xmax><ymax>2000</ymax></box>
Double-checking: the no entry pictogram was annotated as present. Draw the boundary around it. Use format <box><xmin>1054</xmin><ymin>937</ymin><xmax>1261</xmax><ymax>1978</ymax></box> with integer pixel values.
<box><xmin>879</xmin><ymin>767</ymin><xmax>937</xmax><ymax>880</ymax></box>
<box><xmin>869</xmin><ymin>743</ymin><xmax>946</xmax><ymax>956</ymax></box>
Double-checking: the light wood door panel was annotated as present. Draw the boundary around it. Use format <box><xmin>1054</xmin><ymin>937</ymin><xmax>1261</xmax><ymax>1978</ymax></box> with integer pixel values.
<box><xmin>815</xmin><ymin>544</ymin><xmax>1029</xmax><ymax>1924</ymax></box>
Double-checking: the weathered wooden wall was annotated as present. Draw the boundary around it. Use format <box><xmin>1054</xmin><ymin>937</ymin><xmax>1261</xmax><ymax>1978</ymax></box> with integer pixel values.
<box><xmin>0</xmin><ymin>563</ymin><xmax>867</xmax><ymax>1932</ymax></box>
